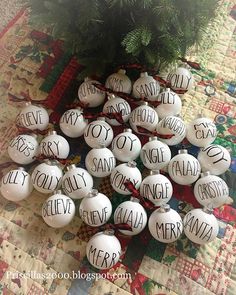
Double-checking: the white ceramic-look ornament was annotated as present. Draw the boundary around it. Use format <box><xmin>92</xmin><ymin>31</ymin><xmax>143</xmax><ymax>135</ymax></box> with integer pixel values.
<box><xmin>140</xmin><ymin>170</ymin><xmax>173</xmax><ymax>206</ymax></box>
<box><xmin>8</xmin><ymin>134</ymin><xmax>39</xmax><ymax>165</ymax></box>
<box><xmin>84</xmin><ymin>117</ymin><xmax>114</xmax><ymax>148</ymax></box>
<box><xmin>40</xmin><ymin>130</ymin><xmax>70</xmax><ymax>159</ymax></box>
<box><xmin>168</xmin><ymin>149</ymin><xmax>201</xmax><ymax>185</ymax></box>
<box><xmin>42</xmin><ymin>190</ymin><xmax>75</xmax><ymax>228</ymax></box>
<box><xmin>183</xmin><ymin>207</ymin><xmax>219</xmax><ymax>244</ymax></box>
<box><xmin>198</xmin><ymin>144</ymin><xmax>231</xmax><ymax>175</ymax></box>
<box><xmin>105</xmin><ymin>69</ymin><xmax>132</xmax><ymax>94</ymax></box>
<box><xmin>31</xmin><ymin>160</ymin><xmax>63</xmax><ymax>194</ymax></box>
<box><xmin>59</xmin><ymin>108</ymin><xmax>88</xmax><ymax>138</ymax></box>
<box><xmin>86</xmin><ymin>230</ymin><xmax>121</xmax><ymax>269</ymax></box>
<box><xmin>140</xmin><ymin>136</ymin><xmax>171</xmax><ymax>170</ymax></box>
<box><xmin>0</xmin><ymin>167</ymin><xmax>33</xmax><ymax>201</ymax></box>
<box><xmin>114</xmin><ymin>197</ymin><xmax>147</xmax><ymax>236</ymax></box>
<box><xmin>62</xmin><ymin>164</ymin><xmax>93</xmax><ymax>199</ymax></box>
<box><xmin>78</xmin><ymin>77</ymin><xmax>106</xmax><ymax>107</ymax></box>
<box><xmin>193</xmin><ymin>171</ymin><xmax>229</xmax><ymax>208</ymax></box>
<box><xmin>110</xmin><ymin>161</ymin><xmax>142</xmax><ymax>195</ymax></box>
<box><xmin>79</xmin><ymin>189</ymin><xmax>112</xmax><ymax>227</ymax></box>
<box><xmin>167</xmin><ymin>67</ymin><xmax>194</xmax><ymax>92</ymax></box>
<box><xmin>133</xmin><ymin>72</ymin><xmax>160</xmax><ymax>100</ymax></box>
<box><xmin>148</xmin><ymin>204</ymin><xmax>183</xmax><ymax>243</ymax></box>
<box><xmin>111</xmin><ymin>129</ymin><xmax>141</xmax><ymax>162</ymax></box>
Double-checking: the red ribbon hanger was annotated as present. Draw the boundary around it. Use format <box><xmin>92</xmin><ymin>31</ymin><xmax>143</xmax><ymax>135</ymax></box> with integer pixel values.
<box><xmin>100</xmin><ymin>223</ymin><xmax>133</xmax><ymax>232</ymax></box>
<box><xmin>33</xmin><ymin>154</ymin><xmax>71</xmax><ymax>166</ymax></box>
<box><xmin>136</xmin><ymin>126</ymin><xmax>174</xmax><ymax>139</ymax></box>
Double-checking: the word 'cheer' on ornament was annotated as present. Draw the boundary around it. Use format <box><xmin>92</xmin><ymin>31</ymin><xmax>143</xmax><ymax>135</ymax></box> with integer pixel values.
<box><xmin>167</xmin><ymin>67</ymin><xmax>194</xmax><ymax>93</ymax></box>
<box><xmin>133</xmin><ymin>72</ymin><xmax>160</xmax><ymax>100</ymax></box>
<box><xmin>105</xmin><ymin>69</ymin><xmax>132</xmax><ymax>94</ymax></box>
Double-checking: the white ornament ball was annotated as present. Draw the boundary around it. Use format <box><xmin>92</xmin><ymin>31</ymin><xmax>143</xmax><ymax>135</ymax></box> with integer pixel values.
<box><xmin>8</xmin><ymin>134</ymin><xmax>39</xmax><ymax>165</ymax></box>
<box><xmin>79</xmin><ymin>189</ymin><xmax>112</xmax><ymax>227</ymax></box>
<box><xmin>168</xmin><ymin>149</ymin><xmax>201</xmax><ymax>185</ymax></box>
<box><xmin>42</xmin><ymin>190</ymin><xmax>75</xmax><ymax>228</ymax></box>
<box><xmin>148</xmin><ymin>205</ymin><xmax>183</xmax><ymax>243</ymax></box>
<box><xmin>110</xmin><ymin>161</ymin><xmax>142</xmax><ymax>195</ymax></box>
<box><xmin>183</xmin><ymin>208</ymin><xmax>219</xmax><ymax>244</ymax></box>
<box><xmin>111</xmin><ymin>129</ymin><xmax>141</xmax><ymax>162</ymax></box>
<box><xmin>86</xmin><ymin>230</ymin><xmax>121</xmax><ymax>269</ymax></box>
<box><xmin>62</xmin><ymin>164</ymin><xmax>93</xmax><ymax>199</ymax></box>
<box><xmin>198</xmin><ymin>144</ymin><xmax>231</xmax><ymax>175</ymax></box>
<box><xmin>133</xmin><ymin>72</ymin><xmax>160</xmax><ymax>100</ymax></box>
<box><xmin>167</xmin><ymin>67</ymin><xmax>194</xmax><ymax>92</ymax></box>
<box><xmin>105</xmin><ymin>69</ymin><xmax>132</xmax><ymax>94</ymax></box>
<box><xmin>0</xmin><ymin>167</ymin><xmax>33</xmax><ymax>201</ymax></box>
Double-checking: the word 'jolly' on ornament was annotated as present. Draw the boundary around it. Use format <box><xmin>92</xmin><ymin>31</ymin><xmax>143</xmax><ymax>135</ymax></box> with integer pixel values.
<box><xmin>193</xmin><ymin>171</ymin><xmax>229</xmax><ymax>208</ymax></box>
<box><xmin>168</xmin><ymin>149</ymin><xmax>201</xmax><ymax>185</ymax></box>
<box><xmin>110</xmin><ymin>161</ymin><xmax>142</xmax><ymax>195</ymax></box>
<box><xmin>105</xmin><ymin>69</ymin><xmax>132</xmax><ymax>94</ymax></box>
<box><xmin>140</xmin><ymin>170</ymin><xmax>173</xmax><ymax>206</ymax></box>
<box><xmin>78</xmin><ymin>77</ymin><xmax>105</xmax><ymax>107</ymax></box>
<box><xmin>133</xmin><ymin>72</ymin><xmax>160</xmax><ymax>100</ymax></box>
<box><xmin>8</xmin><ymin>134</ymin><xmax>39</xmax><ymax>165</ymax></box>
<box><xmin>198</xmin><ymin>144</ymin><xmax>231</xmax><ymax>175</ymax></box>
<box><xmin>31</xmin><ymin>160</ymin><xmax>63</xmax><ymax>194</ymax></box>
<box><xmin>183</xmin><ymin>207</ymin><xmax>219</xmax><ymax>244</ymax></box>
<box><xmin>148</xmin><ymin>204</ymin><xmax>183</xmax><ymax>243</ymax></box>
<box><xmin>186</xmin><ymin>117</ymin><xmax>217</xmax><ymax>147</ymax></box>
<box><xmin>140</xmin><ymin>136</ymin><xmax>171</xmax><ymax>170</ymax></box>
<box><xmin>129</xmin><ymin>102</ymin><xmax>159</xmax><ymax>133</ymax></box>
<box><xmin>79</xmin><ymin>189</ymin><xmax>112</xmax><ymax>227</ymax></box>
<box><xmin>86</xmin><ymin>230</ymin><xmax>121</xmax><ymax>270</ymax></box>
<box><xmin>59</xmin><ymin>108</ymin><xmax>88</xmax><ymax>138</ymax></box>
<box><xmin>0</xmin><ymin>167</ymin><xmax>33</xmax><ymax>201</ymax></box>
<box><xmin>40</xmin><ymin>130</ymin><xmax>70</xmax><ymax>159</ymax></box>
<box><xmin>114</xmin><ymin>197</ymin><xmax>147</xmax><ymax>236</ymax></box>
<box><xmin>111</xmin><ymin>128</ymin><xmax>141</xmax><ymax>162</ymax></box>
<box><xmin>62</xmin><ymin>164</ymin><xmax>93</xmax><ymax>199</ymax></box>
<box><xmin>42</xmin><ymin>190</ymin><xmax>75</xmax><ymax>228</ymax></box>
<box><xmin>84</xmin><ymin>117</ymin><xmax>114</xmax><ymax>148</ymax></box>
<box><xmin>167</xmin><ymin>67</ymin><xmax>194</xmax><ymax>93</ymax></box>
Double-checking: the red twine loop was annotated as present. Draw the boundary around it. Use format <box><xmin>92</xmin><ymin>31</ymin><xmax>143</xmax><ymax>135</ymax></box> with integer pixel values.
<box><xmin>179</xmin><ymin>57</ymin><xmax>201</xmax><ymax>70</ymax></box>
<box><xmin>65</xmin><ymin>101</ymin><xmax>89</xmax><ymax>109</ymax></box>
<box><xmin>101</xmin><ymin>223</ymin><xmax>133</xmax><ymax>232</ymax></box>
<box><xmin>16</xmin><ymin>124</ymin><xmax>50</xmax><ymax>136</ymax></box>
<box><xmin>8</xmin><ymin>93</ymin><xmax>49</xmax><ymax>106</ymax></box>
<box><xmin>83</xmin><ymin>111</ymin><xmax>124</xmax><ymax>125</ymax></box>
<box><xmin>136</xmin><ymin>126</ymin><xmax>174</xmax><ymax>139</ymax></box>
<box><xmin>33</xmin><ymin>154</ymin><xmax>71</xmax><ymax>165</ymax></box>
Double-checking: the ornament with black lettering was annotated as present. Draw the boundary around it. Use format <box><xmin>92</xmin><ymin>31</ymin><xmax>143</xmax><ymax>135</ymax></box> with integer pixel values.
<box><xmin>194</xmin><ymin>172</ymin><xmax>229</xmax><ymax>208</ymax></box>
<box><xmin>133</xmin><ymin>72</ymin><xmax>160</xmax><ymax>100</ymax></box>
<box><xmin>59</xmin><ymin>108</ymin><xmax>88</xmax><ymax>138</ymax></box>
<box><xmin>197</xmin><ymin>144</ymin><xmax>231</xmax><ymax>175</ymax></box>
<box><xmin>167</xmin><ymin>67</ymin><xmax>194</xmax><ymax>93</ymax></box>
<box><xmin>111</xmin><ymin>129</ymin><xmax>141</xmax><ymax>162</ymax></box>
<box><xmin>78</xmin><ymin>77</ymin><xmax>106</xmax><ymax>107</ymax></box>
<box><xmin>62</xmin><ymin>164</ymin><xmax>93</xmax><ymax>199</ymax></box>
<box><xmin>79</xmin><ymin>189</ymin><xmax>112</xmax><ymax>226</ymax></box>
<box><xmin>148</xmin><ymin>204</ymin><xmax>183</xmax><ymax>243</ymax></box>
<box><xmin>140</xmin><ymin>136</ymin><xmax>171</xmax><ymax>170</ymax></box>
<box><xmin>42</xmin><ymin>190</ymin><xmax>75</xmax><ymax>228</ymax></box>
<box><xmin>84</xmin><ymin>117</ymin><xmax>114</xmax><ymax>148</ymax></box>
<box><xmin>105</xmin><ymin>69</ymin><xmax>132</xmax><ymax>94</ymax></box>
<box><xmin>8</xmin><ymin>134</ymin><xmax>39</xmax><ymax>165</ymax></box>
<box><xmin>183</xmin><ymin>207</ymin><xmax>219</xmax><ymax>244</ymax></box>
<box><xmin>110</xmin><ymin>161</ymin><xmax>142</xmax><ymax>195</ymax></box>
<box><xmin>168</xmin><ymin>149</ymin><xmax>201</xmax><ymax>185</ymax></box>
<box><xmin>31</xmin><ymin>160</ymin><xmax>63</xmax><ymax>194</ymax></box>
<box><xmin>140</xmin><ymin>170</ymin><xmax>173</xmax><ymax>206</ymax></box>
<box><xmin>39</xmin><ymin>130</ymin><xmax>70</xmax><ymax>159</ymax></box>
<box><xmin>86</xmin><ymin>230</ymin><xmax>121</xmax><ymax>269</ymax></box>
<box><xmin>0</xmin><ymin>167</ymin><xmax>33</xmax><ymax>201</ymax></box>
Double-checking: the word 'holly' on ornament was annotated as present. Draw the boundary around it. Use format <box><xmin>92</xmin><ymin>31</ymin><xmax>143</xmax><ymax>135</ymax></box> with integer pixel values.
<box><xmin>167</xmin><ymin>67</ymin><xmax>194</xmax><ymax>93</ymax></box>
<box><xmin>105</xmin><ymin>69</ymin><xmax>132</xmax><ymax>94</ymax></box>
<box><xmin>133</xmin><ymin>72</ymin><xmax>160</xmax><ymax>100</ymax></box>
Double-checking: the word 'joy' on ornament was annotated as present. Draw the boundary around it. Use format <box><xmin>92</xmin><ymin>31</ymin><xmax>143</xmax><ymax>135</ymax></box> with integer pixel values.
<box><xmin>167</xmin><ymin>67</ymin><xmax>194</xmax><ymax>92</ymax></box>
<box><xmin>133</xmin><ymin>72</ymin><xmax>160</xmax><ymax>100</ymax></box>
<box><xmin>105</xmin><ymin>69</ymin><xmax>132</xmax><ymax>94</ymax></box>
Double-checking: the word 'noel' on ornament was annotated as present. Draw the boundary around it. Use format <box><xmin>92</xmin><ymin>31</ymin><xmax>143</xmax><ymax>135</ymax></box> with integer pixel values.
<box><xmin>105</xmin><ymin>69</ymin><xmax>132</xmax><ymax>94</ymax></box>
<box><xmin>156</xmin><ymin>115</ymin><xmax>186</xmax><ymax>146</ymax></box>
<box><xmin>62</xmin><ymin>164</ymin><xmax>93</xmax><ymax>199</ymax></box>
<box><xmin>166</xmin><ymin>67</ymin><xmax>194</xmax><ymax>93</ymax></box>
<box><xmin>140</xmin><ymin>136</ymin><xmax>171</xmax><ymax>170</ymax></box>
<box><xmin>78</xmin><ymin>77</ymin><xmax>106</xmax><ymax>108</ymax></box>
<box><xmin>183</xmin><ymin>207</ymin><xmax>219</xmax><ymax>244</ymax></box>
<box><xmin>111</xmin><ymin>128</ymin><xmax>141</xmax><ymax>162</ymax></box>
<box><xmin>84</xmin><ymin>117</ymin><xmax>114</xmax><ymax>148</ymax></box>
<box><xmin>148</xmin><ymin>204</ymin><xmax>183</xmax><ymax>243</ymax></box>
<box><xmin>42</xmin><ymin>190</ymin><xmax>75</xmax><ymax>228</ymax></box>
<box><xmin>133</xmin><ymin>72</ymin><xmax>160</xmax><ymax>100</ymax></box>
<box><xmin>110</xmin><ymin>161</ymin><xmax>142</xmax><ymax>195</ymax></box>
<box><xmin>59</xmin><ymin>108</ymin><xmax>88</xmax><ymax>138</ymax></box>
<box><xmin>193</xmin><ymin>171</ymin><xmax>229</xmax><ymax>208</ymax></box>
<box><xmin>31</xmin><ymin>160</ymin><xmax>63</xmax><ymax>194</ymax></box>
<box><xmin>140</xmin><ymin>170</ymin><xmax>173</xmax><ymax>206</ymax></box>
<box><xmin>79</xmin><ymin>189</ymin><xmax>112</xmax><ymax>227</ymax></box>
<box><xmin>8</xmin><ymin>133</ymin><xmax>39</xmax><ymax>165</ymax></box>
<box><xmin>0</xmin><ymin>167</ymin><xmax>33</xmax><ymax>201</ymax></box>
<box><xmin>198</xmin><ymin>144</ymin><xmax>231</xmax><ymax>175</ymax></box>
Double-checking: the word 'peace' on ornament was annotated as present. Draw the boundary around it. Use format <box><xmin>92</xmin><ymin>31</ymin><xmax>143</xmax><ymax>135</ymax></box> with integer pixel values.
<box><xmin>133</xmin><ymin>72</ymin><xmax>160</xmax><ymax>100</ymax></box>
<box><xmin>167</xmin><ymin>67</ymin><xmax>194</xmax><ymax>92</ymax></box>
